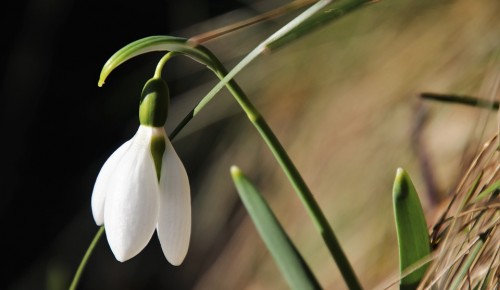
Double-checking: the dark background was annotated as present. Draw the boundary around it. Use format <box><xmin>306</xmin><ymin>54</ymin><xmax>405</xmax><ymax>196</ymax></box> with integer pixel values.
<box><xmin>1</xmin><ymin>1</ymin><xmax>253</xmax><ymax>289</ymax></box>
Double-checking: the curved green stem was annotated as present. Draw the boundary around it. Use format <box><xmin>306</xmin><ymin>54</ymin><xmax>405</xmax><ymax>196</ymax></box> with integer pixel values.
<box><xmin>154</xmin><ymin>52</ymin><xmax>179</xmax><ymax>79</ymax></box>
<box><xmin>223</xmin><ymin>73</ymin><xmax>362</xmax><ymax>290</ymax></box>
<box><xmin>169</xmin><ymin>56</ymin><xmax>362</xmax><ymax>290</ymax></box>
<box><xmin>69</xmin><ymin>226</ymin><xmax>105</xmax><ymax>290</ymax></box>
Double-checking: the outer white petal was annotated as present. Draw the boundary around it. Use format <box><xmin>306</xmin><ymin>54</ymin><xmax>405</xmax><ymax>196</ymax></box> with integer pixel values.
<box><xmin>91</xmin><ymin>139</ymin><xmax>132</xmax><ymax>225</ymax></box>
<box><xmin>157</xmin><ymin>136</ymin><xmax>191</xmax><ymax>266</ymax></box>
<box><xmin>104</xmin><ymin>126</ymin><xmax>160</xmax><ymax>262</ymax></box>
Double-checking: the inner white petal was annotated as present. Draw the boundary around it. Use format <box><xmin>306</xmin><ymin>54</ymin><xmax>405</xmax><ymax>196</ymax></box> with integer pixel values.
<box><xmin>157</xmin><ymin>137</ymin><xmax>191</xmax><ymax>266</ymax></box>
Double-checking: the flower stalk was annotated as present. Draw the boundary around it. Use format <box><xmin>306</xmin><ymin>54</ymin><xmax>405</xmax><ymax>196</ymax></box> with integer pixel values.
<box><xmin>69</xmin><ymin>226</ymin><xmax>104</xmax><ymax>290</ymax></box>
<box><xmin>216</xmin><ymin>71</ymin><xmax>363</xmax><ymax>290</ymax></box>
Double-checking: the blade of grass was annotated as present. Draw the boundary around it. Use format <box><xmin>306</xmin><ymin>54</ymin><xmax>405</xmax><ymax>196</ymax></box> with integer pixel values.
<box><xmin>472</xmin><ymin>180</ymin><xmax>500</xmax><ymax>202</ymax></box>
<box><xmin>189</xmin><ymin>0</ymin><xmax>317</xmax><ymax>44</ymax></box>
<box><xmin>421</xmin><ymin>92</ymin><xmax>499</xmax><ymax>110</ymax></box>
<box><xmin>449</xmin><ymin>231</ymin><xmax>489</xmax><ymax>290</ymax></box>
<box><xmin>393</xmin><ymin>168</ymin><xmax>431</xmax><ymax>290</ymax></box>
<box><xmin>478</xmin><ymin>242</ymin><xmax>499</xmax><ymax>290</ymax></box>
<box><xmin>230</xmin><ymin>166</ymin><xmax>322</xmax><ymax>290</ymax></box>
<box><xmin>459</xmin><ymin>171</ymin><xmax>483</xmax><ymax>210</ymax></box>
<box><xmin>266</xmin><ymin>0</ymin><xmax>374</xmax><ymax>51</ymax></box>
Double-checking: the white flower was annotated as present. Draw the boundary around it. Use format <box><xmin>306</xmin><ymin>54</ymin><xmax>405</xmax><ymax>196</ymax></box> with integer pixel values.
<box><xmin>91</xmin><ymin>125</ymin><xmax>191</xmax><ymax>265</ymax></box>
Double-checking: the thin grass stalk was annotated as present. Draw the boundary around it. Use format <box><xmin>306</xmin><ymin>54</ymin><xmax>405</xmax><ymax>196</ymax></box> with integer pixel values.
<box><xmin>69</xmin><ymin>226</ymin><xmax>105</xmax><ymax>290</ymax></box>
<box><xmin>478</xmin><ymin>242</ymin><xmax>500</xmax><ymax>290</ymax></box>
<box><xmin>424</xmin><ymin>236</ymin><xmax>480</xmax><ymax>289</ymax></box>
<box><xmin>421</xmin><ymin>93</ymin><xmax>499</xmax><ymax>111</ymax></box>
<box><xmin>449</xmin><ymin>232</ymin><xmax>487</xmax><ymax>290</ymax></box>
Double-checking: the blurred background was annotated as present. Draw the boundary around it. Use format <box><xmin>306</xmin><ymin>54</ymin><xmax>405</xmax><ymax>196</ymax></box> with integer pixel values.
<box><xmin>1</xmin><ymin>0</ymin><xmax>499</xmax><ymax>289</ymax></box>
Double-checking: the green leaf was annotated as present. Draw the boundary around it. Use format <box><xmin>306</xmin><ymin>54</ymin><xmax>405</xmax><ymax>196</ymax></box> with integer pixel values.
<box><xmin>393</xmin><ymin>168</ymin><xmax>431</xmax><ymax>290</ymax></box>
<box><xmin>98</xmin><ymin>36</ymin><xmax>220</xmax><ymax>87</ymax></box>
<box><xmin>449</xmin><ymin>232</ymin><xmax>487</xmax><ymax>290</ymax></box>
<box><xmin>230</xmin><ymin>166</ymin><xmax>322</xmax><ymax>290</ymax></box>
<box><xmin>472</xmin><ymin>180</ymin><xmax>500</xmax><ymax>202</ymax></box>
<box><xmin>266</xmin><ymin>0</ymin><xmax>373</xmax><ymax>51</ymax></box>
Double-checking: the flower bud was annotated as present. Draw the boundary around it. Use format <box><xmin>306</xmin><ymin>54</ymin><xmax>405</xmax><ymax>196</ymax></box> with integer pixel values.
<box><xmin>139</xmin><ymin>77</ymin><xmax>169</xmax><ymax>127</ymax></box>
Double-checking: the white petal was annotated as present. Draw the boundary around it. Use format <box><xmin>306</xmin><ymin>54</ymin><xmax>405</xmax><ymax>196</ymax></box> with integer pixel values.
<box><xmin>104</xmin><ymin>126</ymin><xmax>160</xmax><ymax>262</ymax></box>
<box><xmin>157</xmin><ymin>137</ymin><xmax>191</xmax><ymax>265</ymax></box>
<box><xmin>91</xmin><ymin>139</ymin><xmax>132</xmax><ymax>226</ymax></box>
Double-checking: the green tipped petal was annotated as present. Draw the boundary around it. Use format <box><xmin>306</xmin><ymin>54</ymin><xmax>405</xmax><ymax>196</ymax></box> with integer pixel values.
<box><xmin>139</xmin><ymin>77</ymin><xmax>169</xmax><ymax>127</ymax></box>
<box><xmin>393</xmin><ymin>168</ymin><xmax>431</xmax><ymax>290</ymax></box>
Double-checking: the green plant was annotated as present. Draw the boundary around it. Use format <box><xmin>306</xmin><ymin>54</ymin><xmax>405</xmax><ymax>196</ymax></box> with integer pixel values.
<box><xmin>68</xmin><ymin>1</ymin><xmax>500</xmax><ymax>290</ymax></box>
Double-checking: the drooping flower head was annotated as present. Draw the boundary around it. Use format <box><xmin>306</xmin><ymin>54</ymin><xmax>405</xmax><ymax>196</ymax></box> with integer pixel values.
<box><xmin>91</xmin><ymin>77</ymin><xmax>191</xmax><ymax>265</ymax></box>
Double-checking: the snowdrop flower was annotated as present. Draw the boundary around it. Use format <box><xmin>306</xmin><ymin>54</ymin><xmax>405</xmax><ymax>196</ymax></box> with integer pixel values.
<box><xmin>91</xmin><ymin>77</ymin><xmax>190</xmax><ymax>265</ymax></box>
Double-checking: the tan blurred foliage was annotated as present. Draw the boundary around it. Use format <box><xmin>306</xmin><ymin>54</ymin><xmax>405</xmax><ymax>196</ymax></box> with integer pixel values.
<box><xmin>171</xmin><ymin>0</ymin><xmax>500</xmax><ymax>289</ymax></box>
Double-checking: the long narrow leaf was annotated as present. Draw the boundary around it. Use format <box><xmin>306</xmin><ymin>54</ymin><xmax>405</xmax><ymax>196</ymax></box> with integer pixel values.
<box><xmin>266</xmin><ymin>0</ymin><xmax>373</xmax><ymax>51</ymax></box>
<box><xmin>393</xmin><ymin>168</ymin><xmax>431</xmax><ymax>290</ymax></box>
<box><xmin>472</xmin><ymin>180</ymin><xmax>500</xmax><ymax>202</ymax></box>
<box><xmin>230</xmin><ymin>166</ymin><xmax>322</xmax><ymax>290</ymax></box>
<box><xmin>98</xmin><ymin>36</ymin><xmax>218</xmax><ymax>87</ymax></box>
<box><xmin>421</xmin><ymin>92</ymin><xmax>499</xmax><ymax>110</ymax></box>
<box><xmin>449</xmin><ymin>232</ymin><xmax>488</xmax><ymax>290</ymax></box>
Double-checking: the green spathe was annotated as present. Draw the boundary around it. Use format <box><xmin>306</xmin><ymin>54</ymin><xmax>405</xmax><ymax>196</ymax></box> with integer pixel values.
<box><xmin>139</xmin><ymin>77</ymin><xmax>169</xmax><ymax>127</ymax></box>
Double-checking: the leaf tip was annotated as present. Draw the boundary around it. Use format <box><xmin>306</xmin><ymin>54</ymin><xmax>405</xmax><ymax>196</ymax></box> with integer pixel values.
<box><xmin>98</xmin><ymin>70</ymin><xmax>109</xmax><ymax>87</ymax></box>
<box><xmin>394</xmin><ymin>167</ymin><xmax>410</xmax><ymax>201</ymax></box>
<box><xmin>230</xmin><ymin>165</ymin><xmax>242</xmax><ymax>178</ymax></box>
